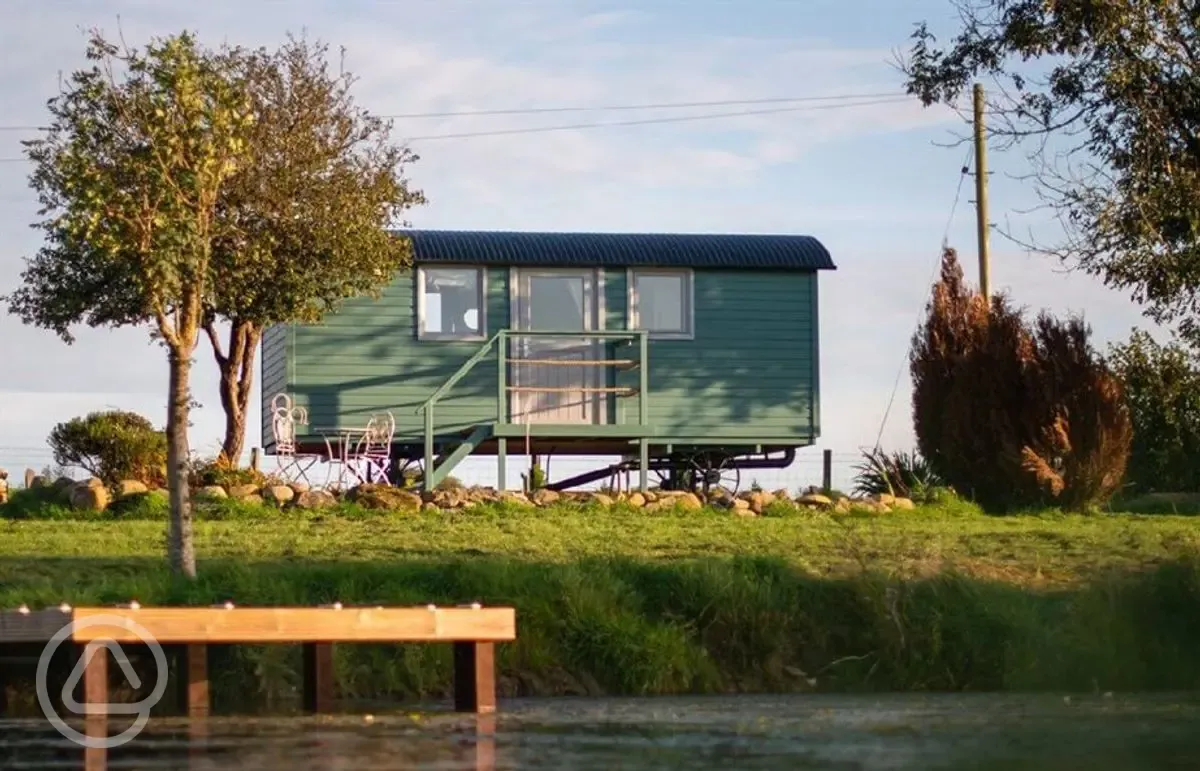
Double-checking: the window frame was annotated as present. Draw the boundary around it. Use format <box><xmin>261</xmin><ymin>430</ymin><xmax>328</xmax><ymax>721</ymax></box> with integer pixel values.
<box><xmin>415</xmin><ymin>264</ymin><xmax>488</xmax><ymax>341</ymax></box>
<box><xmin>626</xmin><ymin>267</ymin><xmax>695</xmax><ymax>340</ymax></box>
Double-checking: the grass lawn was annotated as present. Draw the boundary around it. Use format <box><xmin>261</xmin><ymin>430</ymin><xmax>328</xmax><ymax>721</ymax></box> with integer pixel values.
<box><xmin>1</xmin><ymin>493</ymin><xmax>1198</xmax><ymax>705</ymax></box>
<box><xmin>1</xmin><ymin>497</ymin><xmax>1197</xmax><ymax>592</ymax></box>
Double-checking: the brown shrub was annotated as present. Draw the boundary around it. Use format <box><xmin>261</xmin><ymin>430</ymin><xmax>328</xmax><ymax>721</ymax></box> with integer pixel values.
<box><xmin>909</xmin><ymin>247</ymin><xmax>1131</xmax><ymax>512</ymax></box>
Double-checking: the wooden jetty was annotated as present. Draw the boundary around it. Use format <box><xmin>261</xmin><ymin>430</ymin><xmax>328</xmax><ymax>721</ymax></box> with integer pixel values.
<box><xmin>0</xmin><ymin>604</ymin><xmax>517</xmax><ymax>717</ymax></box>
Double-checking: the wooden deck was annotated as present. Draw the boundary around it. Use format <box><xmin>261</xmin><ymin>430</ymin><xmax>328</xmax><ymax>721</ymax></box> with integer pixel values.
<box><xmin>0</xmin><ymin>604</ymin><xmax>517</xmax><ymax>717</ymax></box>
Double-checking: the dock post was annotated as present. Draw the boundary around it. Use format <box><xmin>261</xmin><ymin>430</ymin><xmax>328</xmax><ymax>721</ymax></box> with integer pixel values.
<box><xmin>453</xmin><ymin>641</ymin><xmax>496</xmax><ymax>714</ymax></box>
<box><xmin>182</xmin><ymin>643</ymin><xmax>209</xmax><ymax>718</ymax></box>
<box><xmin>497</xmin><ymin>438</ymin><xmax>507</xmax><ymax>491</ymax></box>
<box><xmin>822</xmin><ymin>449</ymin><xmax>833</xmax><ymax>493</ymax></box>
<box><xmin>301</xmin><ymin>643</ymin><xmax>335</xmax><ymax>713</ymax></box>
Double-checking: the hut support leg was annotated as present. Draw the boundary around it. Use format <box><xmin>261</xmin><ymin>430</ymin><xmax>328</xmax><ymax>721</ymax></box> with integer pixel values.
<box><xmin>453</xmin><ymin>641</ymin><xmax>496</xmax><ymax>714</ymax></box>
<box><xmin>302</xmin><ymin>643</ymin><xmax>335</xmax><ymax>713</ymax></box>
<box><xmin>638</xmin><ymin>439</ymin><xmax>649</xmax><ymax>493</ymax></box>
<box><xmin>497</xmin><ymin>438</ymin><xmax>507</xmax><ymax>491</ymax></box>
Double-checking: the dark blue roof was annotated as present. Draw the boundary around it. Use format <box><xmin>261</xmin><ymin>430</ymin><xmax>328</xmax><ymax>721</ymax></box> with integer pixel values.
<box><xmin>397</xmin><ymin>229</ymin><xmax>836</xmax><ymax>270</ymax></box>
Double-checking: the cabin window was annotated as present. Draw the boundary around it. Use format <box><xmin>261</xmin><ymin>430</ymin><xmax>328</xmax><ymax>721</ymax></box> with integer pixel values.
<box><xmin>628</xmin><ymin>268</ymin><xmax>693</xmax><ymax>339</ymax></box>
<box><xmin>417</xmin><ymin>266</ymin><xmax>486</xmax><ymax>340</ymax></box>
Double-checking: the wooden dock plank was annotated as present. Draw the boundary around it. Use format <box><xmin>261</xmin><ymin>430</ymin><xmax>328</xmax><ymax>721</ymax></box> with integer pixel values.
<box><xmin>0</xmin><ymin>604</ymin><xmax>516</xmax><ymax>717</ymax></box>
<box><xmin>0</xmin><ymin>609</ymin><xmax>74</xmax><ymax>642</ymax></box>
<box><xmin>0</xmin><ymin>607</ymin><xmax>515</xmax><ymax>644</ymax></box>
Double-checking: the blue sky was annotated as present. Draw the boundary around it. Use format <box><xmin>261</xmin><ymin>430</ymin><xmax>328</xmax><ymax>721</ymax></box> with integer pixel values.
<box><xmin>0</xmin><ymin>0</ymin><xmax>1159</xmax><ymax>488</ymax></box>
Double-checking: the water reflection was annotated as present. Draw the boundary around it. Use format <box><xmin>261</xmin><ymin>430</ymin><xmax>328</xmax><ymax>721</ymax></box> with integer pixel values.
<box><xmin>2</xmin><ymin>693</ymin><xmax>1199</xmax><ymax>770</ymax></box>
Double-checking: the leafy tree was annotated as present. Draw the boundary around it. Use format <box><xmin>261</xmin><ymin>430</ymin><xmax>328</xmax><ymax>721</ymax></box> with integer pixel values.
<box><xmin>204</xmin><ymin>36</ymin><xmax>424</xmax><ymax>464</ymax></box>
<box><xmin>7</xmin><ymin>31</ymin><xmax>258</xmax><ymax>576</ymax></box>
<box><xmin>910</xmin><ymin>247</ymin><xmax>1131</xmax><ymax>512</ymax></box>
<box><xmin>48</xmin><ymin>411</ymin><xmax>167</xmax><ymax>487</ymax></box>
<box><xmin>1106</xmin><ymin>330</ymin><xmax>1200</xmax><ymax>494</ymax></box>
<box><xmin>901</xmin><ymin>0</ymin><xmax>1200</xmax><ymax>342</ymax></box>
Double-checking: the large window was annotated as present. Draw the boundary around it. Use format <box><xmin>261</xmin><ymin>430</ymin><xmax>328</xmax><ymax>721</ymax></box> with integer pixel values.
<box><xmin>628</xmin><ymin>268</ymin><xmax>693</xmax><ymax>339</ymax></box>
<box><xmin>417</xmin><ymin>266</ymin><xmax>486</xmax><ymax>340</ymax></box>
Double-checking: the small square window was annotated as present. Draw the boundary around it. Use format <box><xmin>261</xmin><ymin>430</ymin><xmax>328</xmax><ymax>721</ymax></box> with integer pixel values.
<box><xmin>418</xmin><ymin>266</ymin><xmax>486</xmax><ymax>340</ymax></box>
<box><xmin>629</xmin><ymin>268</ymin><xmax>693</xmax><ymax>338</ymax></box>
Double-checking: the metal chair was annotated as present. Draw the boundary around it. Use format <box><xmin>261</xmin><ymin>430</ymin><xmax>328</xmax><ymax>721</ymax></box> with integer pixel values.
<box><xmin>270</xmin><ymin>393</ymin><xmax>322</xmax><ymax>486</ymax></box>
<box><xmin>345</xmin><ymin>411</ymin><xmax>396</xmax><ymax>485</ymax></box>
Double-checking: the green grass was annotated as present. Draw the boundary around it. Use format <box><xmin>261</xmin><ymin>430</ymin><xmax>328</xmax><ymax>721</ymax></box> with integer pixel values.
<box><xmin>2</xmin><ymin>487</ymin><xmax>1199</xmax><ymax>711</ymax></box>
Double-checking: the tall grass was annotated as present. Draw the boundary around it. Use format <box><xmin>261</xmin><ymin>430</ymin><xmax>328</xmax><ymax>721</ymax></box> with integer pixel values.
<box><xmin>3</xmin><ymin>486</ymin><xmax>1199</xmax><ymax>713</ymax></box>
<box><xmin>2</xmin><ymin>555</ymin><xmax>1199</xmax><ymax>713</ymax></box>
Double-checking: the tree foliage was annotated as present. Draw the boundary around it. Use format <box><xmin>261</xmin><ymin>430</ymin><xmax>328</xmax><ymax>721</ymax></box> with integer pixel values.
<box><xmin>7</xmin><ymin>30</ymin><xmax>260</xmax><ymax>576</ymax></box>
<box><xmin>1106</xmin><ymin>329</ymin><xmax>1200</xmax><ymax>494</ymax></box>
<box><xmin>48</xmin><ymin>410</ymin><xmax>167</xmax><ymax>488</ymax></box>
<box><xmin>902</xmin><ymin>0</ymin><xmax>1200</xmax><ymax>341</ymax></box>
<box><xmin>6</xmin><ymin>33</ymin><xmax>425</xmax><ymax>469</ymax></box>
<box><xmin>910</xmin><ymin>247</ymin><xmax>1132</xmax><ymax>512</ymax></box>
<box><xmin>203</xmin><ymin>36</ymin><xmax>425</xmax><ymax>464</ymax></box>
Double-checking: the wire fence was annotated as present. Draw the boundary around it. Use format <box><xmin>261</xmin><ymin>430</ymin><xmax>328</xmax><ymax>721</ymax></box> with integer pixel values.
<box><xmin>0</xmin><ymin>445</ymin><xmax>869</xmax><ymax>495</ymax></box>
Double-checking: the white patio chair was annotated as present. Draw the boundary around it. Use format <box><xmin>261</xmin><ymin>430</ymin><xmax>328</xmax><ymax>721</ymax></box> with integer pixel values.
<box><xmin>345</xmin><ymin>411</ymin><xmax>396</xmax><ymax>485</ymax></box>
<box><xmin>270</xmin><ymin>394</ymin><xmax>322</xmax><ymax>486</ymax></box>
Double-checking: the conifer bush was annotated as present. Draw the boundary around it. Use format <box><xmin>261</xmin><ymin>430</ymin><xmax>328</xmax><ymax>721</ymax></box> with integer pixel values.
<box><xmin>909</xmin><ymin>247</ymin><xmax>1132</xmax><ymax>512</ymax></box>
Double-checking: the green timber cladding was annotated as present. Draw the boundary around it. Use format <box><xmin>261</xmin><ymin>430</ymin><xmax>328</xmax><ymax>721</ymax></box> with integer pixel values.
<box><xmin>260</xmin><ymin>230</ymin><xmax>835</xmax><ymax>451</ymax></box>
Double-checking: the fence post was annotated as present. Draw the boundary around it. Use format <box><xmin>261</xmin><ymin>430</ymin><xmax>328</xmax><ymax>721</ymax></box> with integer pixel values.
<box><xmin>250</xmin><ymin>447</ymin><xmax>261</xmax><ymax>471</ymax></box>
<box><xmin>822</xmin><ymin>449</ymin><xmax>832</xmax><ymax>493</ymax></box>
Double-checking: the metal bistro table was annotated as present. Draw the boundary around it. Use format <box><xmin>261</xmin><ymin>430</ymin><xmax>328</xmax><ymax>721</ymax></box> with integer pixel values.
<box><xmin>314</xmin><ymin>426</ymin><xmax>371</xmax><ymax>488</ymax></box>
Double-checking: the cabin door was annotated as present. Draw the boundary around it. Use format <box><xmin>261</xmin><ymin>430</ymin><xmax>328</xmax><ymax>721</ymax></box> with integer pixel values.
<box><xmin>510</xmin><ymin>268</ymin><xmax>603</xmax><ymax>424</ymax></box>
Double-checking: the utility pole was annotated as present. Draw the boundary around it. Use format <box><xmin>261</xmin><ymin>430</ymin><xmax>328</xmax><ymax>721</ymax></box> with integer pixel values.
<box><xmin>973</xmin><ymin>82</ymin><xmax>991</xmax><ymax>299</ymax></box>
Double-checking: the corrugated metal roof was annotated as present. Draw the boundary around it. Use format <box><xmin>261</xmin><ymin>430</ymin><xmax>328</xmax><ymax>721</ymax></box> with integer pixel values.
<box><xmin>397</xmin><ymin>229</ymin><xmax>836</xmax><ymax>270</ymax></box>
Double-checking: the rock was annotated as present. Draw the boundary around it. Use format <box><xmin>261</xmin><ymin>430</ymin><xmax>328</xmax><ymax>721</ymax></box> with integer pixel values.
<box><xmin>289</xmin><ymin>481</ymin><xmax>312</xmax><ymax>494</ymax></box>
<box><xmin>0</xmin><ymin>468</ymin><xmax>7</xmax><ymax>480</ymax></box>
<box><xmin>117</xmin><ymin>480</ymin><xmax>149</xmax><ymax>497</ymax></box>
<box><xmin>421</xmin><ymin>502</ymin><xmax>439</xmax><ymax>512</ymax></box>
<box><xmin>731</xmin><ymin>498</ymin><xmax>753</xmax><ymax>513</ymax></box>
<box><xmin>296</xmin><ymin>489</ymin><xmax>337</xmax><ymax>510</ymax></box>
<box><xmin>744</xmin><ymin>491</ymin><xmax>775</xmax><ymax>514</ymax></box>
<box><xmin>626</xmin><ymin>492</ymin><xmax>646</xmax><ymax>508</ymax></box>
<box><xmin>678</xmin><ymin>492</ymin><xmax>703</xmax><ymax>510</ymax></box>
<box><xmin>263</xmin><ymin>485</ymin><xmax>295</xmax><ymax>504</ymax></box>
<box><xmin>432</xmin><ymin>488</ymin><xmax>468</xmax><ymax>509</ymax></box>
<box><xmin>499</xmin><ymin>491</ymin><xmax>530</xmax><ymax>506</ymax></box>
<box><xmin>54</xmin><ymin>477</ymin><xmax>79</xmax><ymax>494</ymax></box>
<box><xmin>590</xmin><ymin>493</ymin><xmax>615</xmax><ymax>507</ymax></box>
<box><xmin>241</xmin><ymin>494</ymin><xmax>264</xmax><ymax>506</ymax></box>
<box><xmin>530</xmin><ymin>489</ymin><xmax>560</xmax><ymax>506</ymax></box>
<box><xmin>24</xmin><ymin>468</ymin><xmax>35</xmax><ymax>488</ymax></box>
<box><xmin>29</xmin><ymin>475</ymin><xmax>49</xmax><ymax>489</ymax></box>
<box><xmin>348</xmin><ymin>484</ymin><xmax>422</xmax><ymax>511</ymax></box>
<box><xmin>69</xmin><ymin>483</ymin><xmax>109</xmax><ymax>512</ymax></box>
<box><xmin>796</xmin><ymin>493</ymin><xmax>833</xmax><ymax>508</ymax></box>
<box><xmin>892</xmin><ymin>497</ymin><xmax>916</xmax><ymax>510</ymax></box>
<box><xmin>834</xmin><ymin>497</ymin><xmax>853</xmax><ymax>514</ymax></box>
<box><xmin>195</xmin><ymin>485</ymin><xmax>228</xmax><ymax>500</ymax></box>
<box><xmin>227</xmin><ymin>484</ymin><xmax>260</xmax><ymax>500</ymax></box>
<box><xmin>875</xmin><ymin>493</ymin><xmax>896</xmax><ymax>506</ymax></box>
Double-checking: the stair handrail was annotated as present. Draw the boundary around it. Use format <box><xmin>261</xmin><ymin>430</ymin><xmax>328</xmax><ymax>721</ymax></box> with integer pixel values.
<box><xmin>415</xmin><ymin>331</ymin><xmax>503</xmax><ymax>416</ymax></box>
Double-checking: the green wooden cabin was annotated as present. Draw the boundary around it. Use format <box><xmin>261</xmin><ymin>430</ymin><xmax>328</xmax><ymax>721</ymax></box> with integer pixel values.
<box><xmin>261</xmin><ymin>230</ymin><xmax>836</xmax><ymax>492</ymax></box>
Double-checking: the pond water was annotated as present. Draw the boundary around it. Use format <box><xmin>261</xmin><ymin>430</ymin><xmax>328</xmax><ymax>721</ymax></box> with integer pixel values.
<box><xmin>2</xmin><ymin>693</ymin><xmax>1199</xmax><ymax>770</ymax></box>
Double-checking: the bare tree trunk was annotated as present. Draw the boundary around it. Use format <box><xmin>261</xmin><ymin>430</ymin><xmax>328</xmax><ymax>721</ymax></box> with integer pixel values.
<box><xmin>166</xmin><ymin>347</ymin><xmax>197</xmax><ymax>578</ymax></box>
<box><xmin>211</xmin><ymin>319</ymin><xmax>261</xmax><ymax>466</ymax></box>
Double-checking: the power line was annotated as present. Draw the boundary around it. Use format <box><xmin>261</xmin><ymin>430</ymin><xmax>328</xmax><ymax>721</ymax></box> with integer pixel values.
<box><xmin>872</xmin><ymin>144</ymin><xmax>973</xmax><ymax>451</ymax></box>
<box><xmin>400</xmin><ymin>97</ymin><xmax>911</xmax><ymax>141</ymax></box>
<box><xmin>0</xmin><ymin>96</ymin><xmax>914</xmax><ymax>161</ymax></box>
<box><xmin>379</xmin><ymin>91</ymin><xmax>902</xmax><ymax>119</ymax></box>
<box><xmin>0</xmin><ymin>90</ymin><xmax>906</xmax><ymax>132</ymax></box>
